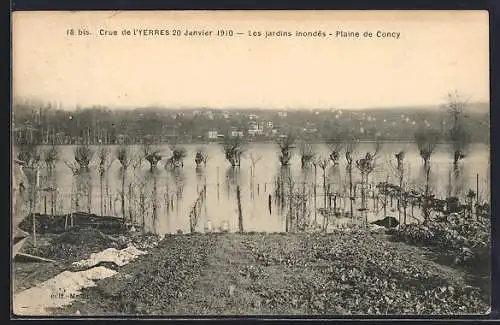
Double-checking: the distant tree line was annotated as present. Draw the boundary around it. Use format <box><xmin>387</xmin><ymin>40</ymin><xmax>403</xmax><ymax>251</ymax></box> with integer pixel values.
<box><xmin>12</xmin><ymin>100</ymin><xmax>489</xmax><ymax>145</ymax></box>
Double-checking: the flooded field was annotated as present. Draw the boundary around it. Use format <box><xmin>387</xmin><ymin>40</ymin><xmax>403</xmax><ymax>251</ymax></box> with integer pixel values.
<box><xmin>18</xmin><ymin>142</ymin><xmax>490</xmax><ymax>235</ymax></box>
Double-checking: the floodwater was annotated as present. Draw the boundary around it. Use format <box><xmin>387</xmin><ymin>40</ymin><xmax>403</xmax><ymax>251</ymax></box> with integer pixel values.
<box><xmin>19</xmin><ymin>142</ymin><xmax>490</xmax><ymax>235</ymax></box>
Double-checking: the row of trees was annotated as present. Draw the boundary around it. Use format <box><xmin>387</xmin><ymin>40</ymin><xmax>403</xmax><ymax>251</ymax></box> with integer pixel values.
<box><xmin>222</xmin><ymin>93</ymin><xmax>471</xmax><ymax>171</ymax></box>
<box><xmin>12</xmin><ymin>93</ymin><xmax>488</xmax><ymax>145</ymax></box>
<box><xmin>14</xmin><ymin>92</ymin><xmax>484</xmax><ymax>233</ymax></box>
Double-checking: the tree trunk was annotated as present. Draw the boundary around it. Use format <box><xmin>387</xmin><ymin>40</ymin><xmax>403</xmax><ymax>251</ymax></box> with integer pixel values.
<box><xmin>100</xmin><ymin>173</ymin><xmax>104</xmax><ymax>216</ymax></box>
<box><xmin>348</xmin><ymin>164</ymin><xmax>353</xmax><ymax>219</ymax></box>
<box><xmin>121</xmin><ymin>168</ymin><xmax>126</xmax><ymax>220</ymax></box>
<box><xmin>237</xmin><ymin>185</ymin><xmax>243</xmax><ymax>233</ymax></box>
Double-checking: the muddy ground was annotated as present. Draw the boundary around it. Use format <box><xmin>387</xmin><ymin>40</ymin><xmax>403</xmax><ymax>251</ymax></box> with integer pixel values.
<box><xmin>12</xmin><ymin>228</ymin><xmax>158</xmax><ymax>294</ymax></box>
<box><xmin>22</xmin><ymin>231</ymin><xmax>490</xmax><ymax>316</ymax></box>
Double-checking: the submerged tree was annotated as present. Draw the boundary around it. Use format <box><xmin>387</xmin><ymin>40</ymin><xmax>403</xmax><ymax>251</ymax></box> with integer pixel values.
<box><xmin>249</xmin><ymin>153</ymin><xmax>263</xmax><ymax>197</ymax></box>
<box><xmin>421</xmin><ymin>161</ymin><xmax>433</xmax><ymax>225</ymax></box>
<box><xmin>74</xmin><ymin>145</ymin><xmax>94</xmax><ymax>170</ymax></box>
<box><xmin>222</xmin><ymin>136</ymin><xmax>246</xmax><ymax>167</ymax></box>
<box><xmin>166</xmin><ymin>146</ymin><xmax>187</xmax><ymax>169</ymax></box>
<box><xmin>446</xmin><ymin>91</ymin><xmax>471</xmax><ymax>170</ymax></box>
<box><xmin>42</xmin><ymin>145</ymin><xmax>59</xmax><ymax>172</ymax></box>
<box><xmin>316</xmin><ymin>156</ymin><xmax>330</xmax><ymax>212</ymax></box>
<box><xmin>345</xmin><ymin>137</ymin><xmax>359</xmax><ymax>219</ymax></box>
<box><xmin>326</xmin><ymin>127</ymin><xmax>344</xmax><ymax>166</ymax></box>
<box><xmin>355</xmin><ymin>141</ymin><xmax>382</xmax><ymax>227</ymax></box>
<box><xmin>17</xmin><ymin>143</ymin><xmax>41</xmax><ymax>169</ymax></box>
<box><xmin>277</xmin><ymin>134</ymin><xmax>296</xmax><ymax>167</ymax></box>
<box><xmin>96</xmin><ymin>147</ymin><xmax>113</xmax><ymax>216</ymax></box>
<box><xmin>142</xmin><ymin>143</ymin><xmax>163</xmax><ymax>171</ymax></box>
<box><xmin>395</xmin><ymin>151</ymin><xmax>405</xmax><ymax>171</ymax></box>
<box><xmin>116</xmin><ymin>146</ymin><xmax>133</xmax><ymax>219</ymax></box>
<box><xmin>195</xmin><ymin>147</ymin><xmax>208</xmax><ymax>167</ymax></box>
<box><xmin>394</xmin><ymin>150</ymin><xmax>406</xmax><ymax>225</ymax></box>
<box><xmin>299</xmin><ymin>141</ymin><xmax>316</xmax><ymax>168</ymax></box>
<box><xmin>117</xmin><ymin>145</ymin><xmax>132</xmax><ymax>170</ymax></box>
<box><xmin>328</xmin><ymin>142</ymin><xmax>343</xmax><ymax>166</ymax></box>
<box><xmin>414</xmin><ymin>128</ymin><xmax>440</xmax><ymax>168</ymax></box>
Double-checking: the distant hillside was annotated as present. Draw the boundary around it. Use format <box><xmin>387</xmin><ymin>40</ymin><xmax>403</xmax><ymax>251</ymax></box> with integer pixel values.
<box><xmin>12</xmin><ymin>100</ymin><xmax>490</xmax><ymax>145</ymax></box>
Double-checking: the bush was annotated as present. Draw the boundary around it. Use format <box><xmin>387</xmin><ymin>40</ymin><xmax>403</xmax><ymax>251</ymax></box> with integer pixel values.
<box><xmin>391</xmin><ymin>220</ymin><xmax>490</xmax><ymax>268</ymax></box>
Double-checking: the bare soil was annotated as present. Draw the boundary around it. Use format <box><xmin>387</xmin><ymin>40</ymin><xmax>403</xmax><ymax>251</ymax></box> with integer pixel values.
<box><xmin>42</xmin><ymin>232</ymin><xmax>490</xmax><ymax>316</ymax></box>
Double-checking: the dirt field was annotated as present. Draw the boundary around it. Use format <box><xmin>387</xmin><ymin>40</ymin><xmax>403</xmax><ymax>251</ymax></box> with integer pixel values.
<box><xmin>35</xmin><ymin>231</ymin><xmax>491</xmax><ymax>316</ymax></box>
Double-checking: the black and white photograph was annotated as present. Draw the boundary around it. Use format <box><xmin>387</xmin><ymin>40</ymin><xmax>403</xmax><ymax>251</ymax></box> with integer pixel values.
<box><xmin>11</xmin><ymin>11</ymin><xmax>490</xmax><ymax>316</ymax></box>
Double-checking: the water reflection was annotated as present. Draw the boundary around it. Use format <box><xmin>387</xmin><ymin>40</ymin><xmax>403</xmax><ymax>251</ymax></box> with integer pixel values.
<box><xmin>75</xmin><ymin>168</ymin><xmax>93</xmax><ymax>213</ymax></box>
<box><xmin>225</xmin><ymin>167</ymin><xmax>241</xmax><ymax>196</ymax></box>
<box><xmin>16</xmin><ymin>143</ymin><xmax>490</xmax><ymax>235</ymax></box>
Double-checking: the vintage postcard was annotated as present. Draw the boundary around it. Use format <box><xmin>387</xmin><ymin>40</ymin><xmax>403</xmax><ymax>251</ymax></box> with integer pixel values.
<box><xmin>11</xmin><ymin>10</ymin><xmax>490</xmax><ymax>317</ymax></box>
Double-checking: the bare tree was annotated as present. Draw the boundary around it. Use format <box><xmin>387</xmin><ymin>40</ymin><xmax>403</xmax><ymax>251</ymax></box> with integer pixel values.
<box><xmin>445</xmin><ymin>91</ymin><xmax>471</xmax><ymax>170</ymax></box>
<box><xmin>394</xmin><ymin>150</ymin><xmax>406</xmax><ymax>225</ymax></box>
<box><xmin>277</xmin><ymin>134</ymin><xmax>296</xmax><ymax>166</ymax></box>
<box><xmin>299</xmin><ymin>141</ymin><xmax>316</xmax><ymax>168</ymax></box>
<box><xmin>195</xmin><ymin>147</ymin><xmax>208</xmax><ymax>167</ymax></box>
<box><xmin>222</xmin><ymin>136</ymin><xmax>246</xmax><ymax>167</ymax></box>
<box><xmin>116</xmin><ymin>145</ymin><xmax>133</xmax><ymax>219</ymax></box>
<box><xmin>355</xmin><ymin>141</ymin><xmax>382</xmax><ymax>227</ymax></box>
<box><xmin>166</xmin><ymin>146</ymin><xmax>187</xmax><ymax>169</ymax></box>
<box><xmin>414</xmin><ymin>128</ymin><xmax>440</xmax><ymax>168</ymax></box>
<box><xmin>42</xmin><ymin>145</ymin><xmax>59</xmax><ymax>172</ymax></box>
<box><xmin>317</xmin><ymin>155</ymin><xmax>330</xmax><ymax>212</ymax></box>
<box><xmin>17</xmin><ymin>143</ymin><xmax>41</xmax><ymax>169</ymax></box>
<box><xmin>74</xmin><ymin>145</ymin><xmax>94</xmax><ymax>170</ymax></box>
<box><xmin>249</xmin><ymin>153</ymin><xmax>263</xmax><ymax>198</ymax></box>
<box><xmin>116</xmin><ymin>145</ymin><xmax>133</xmax><ymax>170</ymax></box>
<box><xmin>421</xmin><ymin>162</ymin><xmax>433</xmax><ymax>225</ymax></box>
<box><xmin>326</xmin><ymin>129</ymin><xmax>344</xmax><ymax>166</ymax></box>
<box><xmin>96</xmin><ymin>147</ymin><xmax>113</xmax><ymax>216</ymax></box>
<box><xmin>345</xmin><ymin>137</ymin><xmax>359</xmax><ymax>219</ymax></box>
<box><xmin>142</xmin><ymin>143</ymin><xmax>163</xmax><ymax>171</ymax></box>
<box><xmin>395</xmin><ymin>151</ymin><xmax>405</xmax><ymax>171</ymax></box>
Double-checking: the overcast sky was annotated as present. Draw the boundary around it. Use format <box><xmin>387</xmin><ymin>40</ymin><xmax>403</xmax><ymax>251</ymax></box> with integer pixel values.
<box><xmin>12</xmin><ymin>11</ymin><xmax>489</xmax><ymax>110</ymax></box>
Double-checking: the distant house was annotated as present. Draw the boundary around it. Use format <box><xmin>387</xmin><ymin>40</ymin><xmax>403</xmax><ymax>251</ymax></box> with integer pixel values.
<box><xmin>248</xmin><ymin>122</ymin><xmax>263</xmax><ymax>136</ymax></box>
<box><xmin>207</xmin><ymin>130</ymin><xmax>218</xmax><ymax>140</ymax></box>
<box><xmin>230</xmin><ymin>130</ymin><xmax>244</xmax><ymax>138</ymax></box>
<box><xmin>266</xmin><ymin>121</ymin><xmax>274</xmax><ymax>129</ymax></box>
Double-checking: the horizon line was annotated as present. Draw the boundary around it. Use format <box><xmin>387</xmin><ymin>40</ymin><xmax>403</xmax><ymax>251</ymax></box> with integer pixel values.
<box><xmin>12</xmin><ymin>100</ymin><xmax>490</xmax><ymax>112</ymax></box>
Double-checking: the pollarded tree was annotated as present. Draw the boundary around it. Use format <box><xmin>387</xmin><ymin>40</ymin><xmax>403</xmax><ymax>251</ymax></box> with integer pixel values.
<box><xmin>299</xmin><ymin>141</ymin><xmax>316</xmax><ymax>168</ymax></box>
<box><xmin>344</xmin><ymin>136</ymin><xmax>359</xmax><ymax>219</ymax></box>
<box><xmin>414</xmin><ymin>128</ymin><xmax>440</xmax><ymax>169</ymax></box>
<box><xmin>326</xmin><ymin>128</ymin><xmax>344</xmax><ymax>166</ymax></box>
<box><xmin>17</xmin><ymin>143</ymin><xmax>42</xmax><ymax>169</ymax></box>
<box><xmin>222</xmin><ymin>135</ymin><xmax>246</xmax><ymax>167</ymax></box>
<box><xmin>445</xmin><ymin>91</ymin><xmax>471</xmax><ymax>170</ymax></box>
<box><xmin>277</xmin><ymin>133</ymin><xmax>296</xmax><ymax>167</ymax></box>
<box><xmin>42</xmin><ymin>145</ymin><xmax>59</xmax><ymax>172</ymax></box>
<box><xmin>355</xmin><ymin>141</ymin><xmax>382</xmax><ymax>227</ymax></box>
<box><xmin>166</xmin><ymin>146</ymin><xmax>187</xmax><ymax>169</ymax></box>
<box><xmin>195</xmin><ymin>147</ymin><xmax>208</xmax><ymax>167</ymax></box>
<box><xmin>74</xmin><ymin>144</ymin><xmax>94</xmax><ymax>170</ymax></box>
<box><xmin>116</xmin><ymin>145</ymin><xmax>133</xmax><ymax>219</ymax></box>
<box><xmin>413</xmin><ymin>128</ymin><xmax>439</xmax><ymax>224</ymax></box>
<box><xmin>142</xmin><ymin>142</ymin><xmax>163</xmax><ymax>171</ymax></box>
